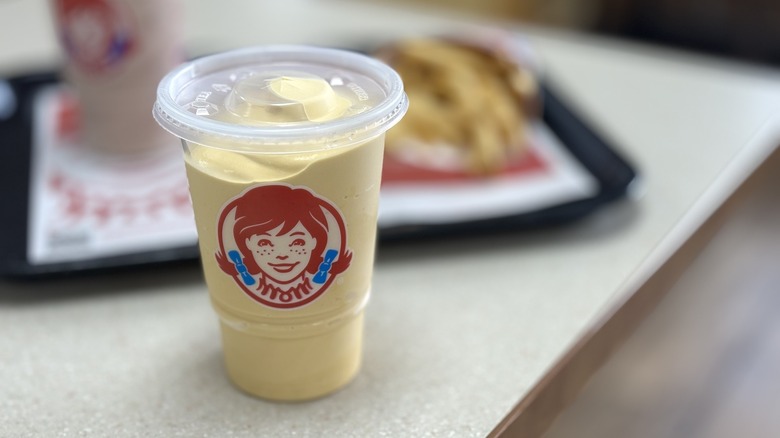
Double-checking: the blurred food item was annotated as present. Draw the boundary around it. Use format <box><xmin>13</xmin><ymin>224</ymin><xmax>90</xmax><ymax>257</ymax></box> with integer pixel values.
<box><xmin>376</xmin><ymin>37</ymin><xmax>540</xmax><ymax>175</ymax></box>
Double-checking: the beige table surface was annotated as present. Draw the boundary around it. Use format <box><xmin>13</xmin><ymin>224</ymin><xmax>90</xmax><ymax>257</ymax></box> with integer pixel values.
<box><xmin>2</xmin><ymin>1</ymin><xmax>780</xmax><ymax>437</ymax></box>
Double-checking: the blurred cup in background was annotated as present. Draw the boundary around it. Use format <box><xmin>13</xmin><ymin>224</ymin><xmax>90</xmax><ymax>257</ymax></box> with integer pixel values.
<box><xmin>52</xmin><ymin>0</ymin><xmax>183</xmax><ymax>155</ymax></box>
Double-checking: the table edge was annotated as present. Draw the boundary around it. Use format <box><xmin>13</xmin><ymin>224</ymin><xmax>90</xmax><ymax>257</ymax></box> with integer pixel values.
<box><xmin>488</xmin><ymin>143</ymin><xmax>780</xmax><ymax>438</ymax></box>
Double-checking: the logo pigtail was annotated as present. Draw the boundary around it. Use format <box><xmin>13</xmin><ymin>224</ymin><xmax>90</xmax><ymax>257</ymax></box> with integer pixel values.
<box><xmin>228</xmin><ymin>250</ymin><xmax>256</xmax><ymax>286</ymax></box>
<box><xmin>312</xmin><ymin>249</ymin><xmax>338</xmax><ymax>284</ymax></box>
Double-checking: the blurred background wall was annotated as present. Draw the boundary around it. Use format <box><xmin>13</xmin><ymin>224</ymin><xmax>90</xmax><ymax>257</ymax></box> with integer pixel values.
<box><xmin>373</xmin><ymin>0</ymin><xmax>780</xmax><ymax>65</ymax></box>
<box><xmin>597</xmin><ymin>0</ymin><xmax>780</xmax><ymax>65</ymax></box>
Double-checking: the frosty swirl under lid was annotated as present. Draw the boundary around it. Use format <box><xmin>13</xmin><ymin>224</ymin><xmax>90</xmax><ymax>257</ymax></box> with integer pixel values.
<box><xmin>154</xmin><ymin>46</ymin><xmax>407</xmax><ymax>401</ymax></box>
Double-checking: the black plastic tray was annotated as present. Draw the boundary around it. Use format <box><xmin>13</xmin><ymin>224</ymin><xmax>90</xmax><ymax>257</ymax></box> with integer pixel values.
<box><xmin>0</xmin><ymin>72</ymin><xmax>637</xmax><ymax>277</ymax></box>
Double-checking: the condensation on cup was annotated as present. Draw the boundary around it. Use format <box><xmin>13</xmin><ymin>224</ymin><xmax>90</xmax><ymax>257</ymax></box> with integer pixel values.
<box><xmin>52</xmin><ymin>0</ymin><xmax>183</xmax><ymax>155</ymax></box>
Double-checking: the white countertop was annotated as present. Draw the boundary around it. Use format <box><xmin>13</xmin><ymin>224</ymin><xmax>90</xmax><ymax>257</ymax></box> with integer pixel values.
<box><xmin>2</xmin><ymin>1</ymin><xmax>780</xmax><ymax>437</ymax></box>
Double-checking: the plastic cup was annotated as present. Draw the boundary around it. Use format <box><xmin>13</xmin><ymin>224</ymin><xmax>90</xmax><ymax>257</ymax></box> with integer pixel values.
<box><xmin>54</xmin><ymin>0</ymin><xmax>184</xmax><ymax>155</ymax></box>
<box><xmin>153</xmin><ymin>46</ymin><xmax>407</xmax><ymax>401</ymax></box>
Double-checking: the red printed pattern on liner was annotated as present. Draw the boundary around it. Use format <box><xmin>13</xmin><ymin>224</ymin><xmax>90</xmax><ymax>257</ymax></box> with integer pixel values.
<box><xmin>381</xmin><ymin>145</ymin><xmax>549</xmax><ymax>184</ymax></box>
<box><xmin>48</xmin><ymin>170</ymin><xmax>192</xmax><ymax>228</ymax></box>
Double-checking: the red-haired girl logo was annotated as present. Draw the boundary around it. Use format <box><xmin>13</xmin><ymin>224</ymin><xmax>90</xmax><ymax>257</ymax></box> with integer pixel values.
<box><xmin>55</xmin><ymin>0</ymin><xmax>136</xmax><ymax>73</ymax></box>
<box><xmin>215</xmin><ymin>184</ymin><xmax>352</xmax><ymax>309</ymax></box>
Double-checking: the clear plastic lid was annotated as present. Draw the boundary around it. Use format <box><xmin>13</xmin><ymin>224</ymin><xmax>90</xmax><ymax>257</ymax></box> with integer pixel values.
<box><xmin>153</xmin><ymin>46</ymin><xmax>408</xmax><ymax>153</ymax></box>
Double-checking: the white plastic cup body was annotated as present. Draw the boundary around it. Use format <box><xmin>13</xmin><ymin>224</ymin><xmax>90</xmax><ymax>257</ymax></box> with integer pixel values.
<box><xmin>52</xmin><ymin>0</ymin><xmax>184</xmax><ymax>154</ymax></box>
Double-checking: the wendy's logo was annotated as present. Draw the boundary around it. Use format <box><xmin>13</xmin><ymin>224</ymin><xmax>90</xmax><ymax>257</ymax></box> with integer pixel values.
<box><xmin>215</xmin><ymin>184</ymin><xmax>352</xmax><ymax>309</ymax></box>
<box><xmin>55</xmin><ymin>0</ymin><xmax>137</xmax><ymax>74</ymax></box>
